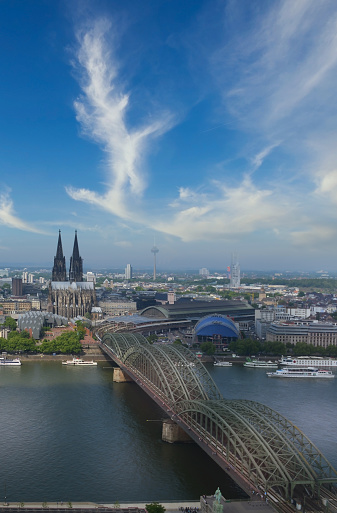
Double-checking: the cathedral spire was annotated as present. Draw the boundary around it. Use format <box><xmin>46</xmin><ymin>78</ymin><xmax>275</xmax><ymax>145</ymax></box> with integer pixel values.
<box><xmin>69</xmin><ymin>230</ymin><xmax>83</xmax><ymax>282</ymax></box>
<box><xmin>52</xmin><ymin>230</ymin><xmax>67</xmax><ymax>281</ymax></box>
<box><xmin>56</xmin><ymin>230</ymin><xmax>64</xmax><ymax>259</ymax></box>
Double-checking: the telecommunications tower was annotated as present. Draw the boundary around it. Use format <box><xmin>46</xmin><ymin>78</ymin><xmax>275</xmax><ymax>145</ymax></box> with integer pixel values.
<box><xmin>151</xmin><ymin>242</ymin><xmax>159</xmax><ymax>281</ymax></box>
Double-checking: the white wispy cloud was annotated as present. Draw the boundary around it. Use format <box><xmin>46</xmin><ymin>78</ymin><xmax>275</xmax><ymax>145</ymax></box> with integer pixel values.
<box><xmin>250</xmin><ymin>143</ymin><xmax>280</xmax><ymax>172</ymax></box>
<box><xmin>155</xmin><ymin>176</ymin><xmax>292</xmax><ymax>242</ymax></box>
<box><xmin>67</xmin><ymin>18</ymin><xmax>174</xmax><ymax>221</ymax></box>
<box><xmin>216</xmin><ymin>0</ymin><xmax>337</xmax><ymax>135</ymax></box>
<box><xmin>65</xmin><ymin>6</ymin><xmax>337</xmax><ymax>252</ymax></box>
<box><xmin>0</xmin><ymin>192</ymin><xmax>46</xmax><ymax>234</ymax></box>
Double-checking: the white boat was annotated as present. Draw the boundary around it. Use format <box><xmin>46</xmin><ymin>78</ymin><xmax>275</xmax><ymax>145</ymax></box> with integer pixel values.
<box><xmin>0</xmin><ymin>357</ymin><xmax>21</xmax><ymax>366</ymax></box>
<box><xmin>267</xmin><ymin>367</ymin><xmax>335</xmax><ymax>378</ymax></box>
<box><xmin>214</xmin><ymin>360</ymin><xmax>232</xmax><ymax>367</ymax></box>
<box><xmin>62</xmin><ymin>358</ymin><xmax>97</xmax><ymax>366</ymax></box>
<box><xmin>279</xmin><ymin>356</ymin><xmax>337</xmax><ymax>367</ymax></box>
<box><xmin>244</xmin><ymin>358</ymin><xmax>278</xmax><ymax>368</ymax></box>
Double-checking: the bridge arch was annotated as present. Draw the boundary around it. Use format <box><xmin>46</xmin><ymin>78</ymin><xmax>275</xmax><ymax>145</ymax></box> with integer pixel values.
<box><xmin>100</xmin><ymin>332</ymin><xmax>337</xmax><ymax>500</ymax></box>
<box><xmin>102</xmin><ymin>333</ymin><xmax>222</xmax><ymax>407</ymax></box>
<box><xmin>175</xmin><ymin>398</ymin><xmax>337</xmax><ymax>498</ymax></box>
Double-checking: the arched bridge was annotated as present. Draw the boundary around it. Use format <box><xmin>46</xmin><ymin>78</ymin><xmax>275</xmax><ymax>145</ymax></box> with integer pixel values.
<box><xmin>99</xmin><ymin>332</ymin><xmax>337</xmax><ymax>502</ymax></box>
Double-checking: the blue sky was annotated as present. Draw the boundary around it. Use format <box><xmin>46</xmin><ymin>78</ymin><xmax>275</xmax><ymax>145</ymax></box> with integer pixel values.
<box><xmin>1</xmin><ymin>0</ymin><xmax>337</xmax><ymax>271</ymax></box>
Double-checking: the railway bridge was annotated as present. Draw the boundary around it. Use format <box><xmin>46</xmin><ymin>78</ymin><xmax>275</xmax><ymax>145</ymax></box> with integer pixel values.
<box><xmin>98</xmin><ymin>332</ymin><xmax>337</xmax><ymax>505</ymax></box>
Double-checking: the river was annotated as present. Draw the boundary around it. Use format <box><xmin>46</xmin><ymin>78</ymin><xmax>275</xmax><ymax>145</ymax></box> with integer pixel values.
<box><xmin>0</xmin><ymin>360</ymin><xmax>336</xmax><ymax>503</ymax></box>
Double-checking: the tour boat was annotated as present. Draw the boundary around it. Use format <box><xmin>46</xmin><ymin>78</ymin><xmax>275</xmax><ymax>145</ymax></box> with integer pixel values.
<box><xmin>62</xmin><ymin>358</ymin><xmax>97</xmax><ymax>366</ymax></box>
<box><xmin>279</xmin><ymin>356</ymin><xmax>337</xmax><ymax>367</ymax></box>
<box><xmin>0</xmin><ymin>357</ymin><xmax>21</xmax><ymax>366</ymax></box>
<box><xmin>243</xmin><ymin>358</ymin><xmax>278</xmax><ymax>368</ymax></box>
<box><xmin>214</xmin><ymin>360</ymin><xmax>232</xmax><ymax>367</ymax></box>
<box><xmin>267</xmin><ymin>367</ymin><xmax>334</xmax><ymax>378</ymax></box>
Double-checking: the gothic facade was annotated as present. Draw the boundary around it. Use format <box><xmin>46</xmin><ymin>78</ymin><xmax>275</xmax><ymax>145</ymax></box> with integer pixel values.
<box><xmin>48</xmin><ymin>231</ymin><xmax>97</xmax><ymax>319</ymax></box>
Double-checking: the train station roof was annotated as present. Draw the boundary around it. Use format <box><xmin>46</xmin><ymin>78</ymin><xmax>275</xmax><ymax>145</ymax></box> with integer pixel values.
<box><xmin>139</xmin><ymin>298</ymin><xmax>254</xmax><ymax>322</ymax></box>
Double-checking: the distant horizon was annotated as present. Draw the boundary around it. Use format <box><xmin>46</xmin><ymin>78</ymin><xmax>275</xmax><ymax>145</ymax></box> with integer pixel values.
<box><xmin>1</xmin><ymin>264</ymin><xmax>337</xmax><ymax>277</ymax></box>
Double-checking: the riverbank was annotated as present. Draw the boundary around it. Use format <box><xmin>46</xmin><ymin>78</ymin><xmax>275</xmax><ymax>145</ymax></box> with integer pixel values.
<box><xmin>13</xmin><ymin>347</ymin><xmax>109</xmax><ymax>362</ymax></box>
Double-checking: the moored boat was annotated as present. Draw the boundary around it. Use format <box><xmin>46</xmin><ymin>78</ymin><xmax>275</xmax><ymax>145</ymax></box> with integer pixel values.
<box><xmin>62</xmin><ymin>358</ymin><xmax>97</xmax><ymax>366</ymax></box>
<box><xmin>267</xmin><ymin>366</ymin><xmax>334</xmax><ymax>378</ymax></box>
<box><xmin>0</xmin><ymin>356</ymin><xmax>21</xmax><ymax>366</ymax></box>
<box><xmin>243</xmin><ymin>358</ymin><xmax>278</xmax><ymax>368</ymax></box>
<box><xmin>214</xmin><ymin>360</ymin><xmax>232</xmax><ymax>367</ymax></box>
<box><xmin>279</xmin><ymin>356</ymin><xmax>337</xmax><ymax>367</ymax></box>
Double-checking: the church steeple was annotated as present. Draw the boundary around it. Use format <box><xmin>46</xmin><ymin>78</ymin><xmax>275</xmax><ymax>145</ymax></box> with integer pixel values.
<box><xmin>69</xmin><ymin>230</ymin><xmax>83</xmax><ymax>282</ymax></box>
<box><xmin>52</xmin><ymin>230</ymin><xmax>67</xmax><ymax>281</ymax></box>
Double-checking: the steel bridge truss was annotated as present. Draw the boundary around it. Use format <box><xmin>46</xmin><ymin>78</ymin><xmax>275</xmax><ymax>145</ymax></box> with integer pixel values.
<box><xmin>101</xmin><ymin>333</ymin><xmax>337</xmax><ymax>499</ymax></box>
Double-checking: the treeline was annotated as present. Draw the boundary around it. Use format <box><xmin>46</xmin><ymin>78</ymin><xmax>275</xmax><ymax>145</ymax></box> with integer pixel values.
<box><xmin>246</xmin><ymin>277</ymin><xmax>337</xmax><ymax>291</ymax></box>
<box><xmin>0</xmin><ymin>330</ymin><xmax>83</xmax><ymax>355</ymax></box>
<box><xmin>228</xmin><ymin>338</ymin><xmax>337</xmax><ymax>357</ymax></box>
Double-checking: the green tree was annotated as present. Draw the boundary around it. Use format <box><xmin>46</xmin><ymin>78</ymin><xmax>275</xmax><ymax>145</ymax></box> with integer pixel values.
<box><xmin>293</xmin><ymin>342</ymin><xmax>315</xmax><ymax>356</ymax></box>
<box><xmin>75</xmin><ymin>321</ymin><xmax>86</xmax><ymax>340</ymax></box>
<box><xmin>146</xmin><ymin>504</ymin><xmax>166</xmax><ymax>513</ymax></box>
<box><xmin>3</xmin><ymin>316</ymin><xmax>17</xmax><ymax>330</ymax></box>
<box><xmin>0</xmin><ymin>332</ymin><xmax>36</xmax><ymax>353</ymax></box>
<box><xmin>173</xmin><ymin>339</ymin><xmax>182</xmax><ymax>345</ymax></box>
<box><xmin>200</xmin><ymin>341</ymin><xmax>216</xmax><ymax>355</ymax></box>
<box><xmin>229</xmin><ymin>338</ymin><xmax>261</xmax><ymax>356</ymax></box>
<box><xmin>147</xmin><ymin>334</ymin><xmax>158</xmax><ymax>344</ymax></box>
<box><xmin>39</xmin><ymin>332</ymin><xmax>82</xmax><ymax>354</ymax></box>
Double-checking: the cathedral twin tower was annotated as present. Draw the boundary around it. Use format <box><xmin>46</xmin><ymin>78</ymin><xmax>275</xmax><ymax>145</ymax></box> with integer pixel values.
<box><xmin>48</xmin><ymin>231</ymin><xmax>96</xmax><ymax>319</ymax></box>
<box><xmin>52</xmin><ymin>230</ymin><xmax>83</xmax><ymax>282</ymax></box>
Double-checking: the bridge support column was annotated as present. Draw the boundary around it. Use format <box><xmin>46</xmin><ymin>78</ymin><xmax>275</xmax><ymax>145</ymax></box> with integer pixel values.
<box><xmin>113</xmin><ymin>367</ymin><xmax>133</xmax><ymax>382</ymax></box>
<box><xmin>162</xmin><ymin>419</ymin><xmax>193</xmax><ymax>443</ymax></box>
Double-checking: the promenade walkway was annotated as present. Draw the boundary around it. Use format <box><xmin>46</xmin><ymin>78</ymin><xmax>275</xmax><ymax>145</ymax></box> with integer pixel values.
<box><xmin>0</xmin><ymin>498</ymin><xmax>274</xmax><ymax>513</ymax></box>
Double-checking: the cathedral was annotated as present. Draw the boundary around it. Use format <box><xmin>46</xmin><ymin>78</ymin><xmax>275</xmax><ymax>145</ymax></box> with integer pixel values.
<box><xmin>48</xmin><ymin>231</ymin><xmax>97</xmax><ymax>318</ymax></box>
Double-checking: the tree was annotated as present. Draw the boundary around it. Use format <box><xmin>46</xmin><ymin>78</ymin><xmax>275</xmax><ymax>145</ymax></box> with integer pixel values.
<box><xmin>200</xmin><ymin>341</ymin><xmax>215</xmax><ymax>355</ymax></box>
<box><xmin>39</xmin><ymin>332</ymin><xmax>82</xmax><ymax>354</ymax></box>
<box><xmin>173</xmin><ymin>339</ymin><xmax>182</xmax><ymax>345</ymax></box>
<box><xmin>75</xmin><ymin>321</ymin><xmax>86</xmax><ymax>340</ymax></box>
<box><xmin>3</xmin><ymin>316</ymin><xmax>17</xmax><ymax>330</ymax></box>
<box><xmin>146</xmin><ymin>504</ymin><xmax>166</xmax><ymax>513</ymax></box>
<box><xmin>147</xmin><ymin>334</ymin><xmax>158</xmax><ymax>344</ymax></box>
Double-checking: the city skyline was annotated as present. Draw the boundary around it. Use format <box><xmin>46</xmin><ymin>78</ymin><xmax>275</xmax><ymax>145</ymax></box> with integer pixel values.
<box><xmin>1</xmin><ymin>1</ymin><xmax>337</xmax><ymax>271</ymax></box>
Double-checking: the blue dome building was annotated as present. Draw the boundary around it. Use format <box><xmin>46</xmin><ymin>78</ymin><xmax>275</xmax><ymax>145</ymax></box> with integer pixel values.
<box><xmin>194</xmin><ymin>314</ymin><xmax>240</xmax><ymax>346</ymax></box>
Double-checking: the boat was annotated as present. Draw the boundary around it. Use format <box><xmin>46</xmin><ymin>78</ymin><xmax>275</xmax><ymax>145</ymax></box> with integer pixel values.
<box><xmin>267</xmin><ymin>366</ymin><xmax>335</xmax><ymax>378</ymax></box>
<box><xmin>62</xmin><ymin>358</ymin><xmax>97</xmax><ymax>366</ymax></box>
<box><xmin>279</xmin><ymin>356</ymin><xmax>337</xmax><ymax>367</ymax></box>
<box><xmin>0</xmin><ymin>356</ymin><xmax>21</xmax><ymax>366</ymax></box>
<box><xmin>214</xmin><ymin>360</ymin><xmax>232</xmax><ymax>367</ymax></box>
<box><xmin>243</xmin><ymin>358</ymin><xmax>278</xmax><ymax>368</ymax></box>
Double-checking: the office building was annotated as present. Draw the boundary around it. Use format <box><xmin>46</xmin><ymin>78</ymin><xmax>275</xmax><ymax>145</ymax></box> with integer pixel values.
<box><xmin>125</xmin><ymin>264</ymin><xmax>132</xmax><ymax>280</ymax></box>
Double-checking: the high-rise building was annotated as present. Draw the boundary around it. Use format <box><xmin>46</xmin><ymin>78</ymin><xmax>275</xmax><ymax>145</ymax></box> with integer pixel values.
<box><xmin>230</xmin><ymin>253</ymin><xmax>240</xmax><ymax>288</ymax></box>
<box><xmin>125</xmin><ymin>264</ymin><xmax>132</xmax><ymax>280</ymax></box>
<box><xmin>199</xmin><ymin>268</ymin><xmax>210</xmax><ymax>277</ymax></box>
<box><xmin>12</xmin><ymin>277</ymin><xmax>23</xmax><ymax>296</ymax></box>
<box><xmin>28</xmin><ymin>273</ymin><xmax>34</xmax><ymax>284</ymax></box>
<box><xmin>22</xmin><ymin>271</ymin><xmax>28</xmax><ymax>283</ymax></box>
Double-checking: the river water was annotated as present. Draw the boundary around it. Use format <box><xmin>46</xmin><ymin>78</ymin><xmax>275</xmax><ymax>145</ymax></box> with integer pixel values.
<box><xmin>0</xmin><ymin>361</ymin><xmax>336</xmax><ymax>503</ymax></box>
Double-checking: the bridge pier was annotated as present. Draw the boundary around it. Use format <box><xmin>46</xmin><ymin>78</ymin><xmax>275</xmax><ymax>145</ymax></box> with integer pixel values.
<box><xmin>112</xmin><ymin>367</ymin><xmax>133</xmax><ymax>383</ymax></box>
<box><xmin>162</xmin><ymin>419</ymin><xmax>193</xmax><ymax>443</ymax></box>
